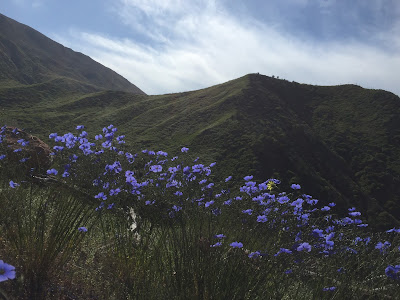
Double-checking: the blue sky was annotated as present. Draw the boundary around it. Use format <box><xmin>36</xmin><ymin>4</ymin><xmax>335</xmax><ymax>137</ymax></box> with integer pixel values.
<box><xmin>2</xmin><ymin>0</ymin><xmax>400</xmax><ymax>95</ymax></box>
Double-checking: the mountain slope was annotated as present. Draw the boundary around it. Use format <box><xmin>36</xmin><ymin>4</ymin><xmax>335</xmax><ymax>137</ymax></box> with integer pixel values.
<box><xmin>3</xmin><ymin>73</ymin><xmax>399</xmax><ymax>228</ymax></box>
<box><xmin>0</xmin><ymin>13</ymin><xmax>144</xmax><ymax>94</ymax></box>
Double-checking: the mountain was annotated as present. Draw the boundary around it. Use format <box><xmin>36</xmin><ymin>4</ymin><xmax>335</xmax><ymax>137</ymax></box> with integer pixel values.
<box><xmin>1</xmin><ymin>13</ymin><xmax>399</xmax><ymax>229</ymax></box>
<box><xmin>2</xmin><ymin>73</ymin><xmax>400</xmax><ymax>229</ymax></box>
<box><xmin>0</xmin><ymin>13</ymin><xmax>144</xmax><ymax>94</ymax></box>
<box><xmin>103</xmin><ymin>74</ymin><xmax>400</xmax><ymax>230</ymax></box>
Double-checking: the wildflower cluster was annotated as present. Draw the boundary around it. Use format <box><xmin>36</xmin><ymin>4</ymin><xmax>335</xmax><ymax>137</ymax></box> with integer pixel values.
<box><xmin>43</xmin><ymin>125</ymin><xmax>227</xmax><ymax>223</ymax></box>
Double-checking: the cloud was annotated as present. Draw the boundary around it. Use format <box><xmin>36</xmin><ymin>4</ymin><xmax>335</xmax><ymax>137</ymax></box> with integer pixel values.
<box><xmin>59</xmin><ymin>0</ymin><xmax>400</xmax><ymax>96</ymax></box>
<box><xmin>11</xmin><ymin>0</ymin><xmax>44</xmax><ymax>8</ymax></box>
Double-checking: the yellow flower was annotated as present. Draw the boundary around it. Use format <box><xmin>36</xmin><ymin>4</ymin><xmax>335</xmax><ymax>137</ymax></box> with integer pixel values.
<box><xmin>267</xmin><ymin>181</ymin><xmax>276</xmax><ymax>191</ymax></box>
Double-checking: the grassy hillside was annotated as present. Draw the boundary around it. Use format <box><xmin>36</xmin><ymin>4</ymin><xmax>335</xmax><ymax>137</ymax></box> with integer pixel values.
<box><xmin>2</xmin><ymin>73</ymin><xmax>400</xmax><ymax>229</ymax></box>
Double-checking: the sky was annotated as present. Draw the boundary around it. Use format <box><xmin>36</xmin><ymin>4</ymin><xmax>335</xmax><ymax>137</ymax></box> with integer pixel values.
<box><xmin>2</xmin><ymin>0</ymin><xmax>400</xmax><ymax>96</ymax></box>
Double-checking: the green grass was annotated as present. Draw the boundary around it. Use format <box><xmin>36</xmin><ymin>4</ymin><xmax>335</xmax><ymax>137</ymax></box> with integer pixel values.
<box><xmin>1</xmin><ymin>74</ymin><xmax>400</xmax><ymax>230</ymax></box>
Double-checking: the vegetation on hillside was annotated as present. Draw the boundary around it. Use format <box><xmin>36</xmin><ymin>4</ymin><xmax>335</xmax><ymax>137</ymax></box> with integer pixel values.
<box><xmin>2</xmin><ymin>74</ymin><xmax>399</xmax><ymax>229</ymax></box>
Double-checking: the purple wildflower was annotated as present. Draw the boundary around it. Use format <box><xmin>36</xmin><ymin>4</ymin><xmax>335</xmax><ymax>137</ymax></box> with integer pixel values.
<box><xmin>225</xmin><ymin>176</ymin><xmax>232</xmax><ymax>182</ymax></box>
<box><xmin>297</xmin><ymin>242</ymin><xmax>312</xmax><ymax>252</ymax></box>
<box><xmin>248</xmin><ymin>251</ymin><xmax>261</xmax><ymax>259</ymax></box>
<box><xmin>94</xmin><ymin>192</ymin><xmax>107</xmax><ymax>200</ymax></box>
<box><xmin>323</xmin><ymin>287</ymin><xmax>336</xmax><ymax>292</ymax></box>
<box><xmin>47</xmin><ymin>168</ymin><xmax>58</xmax><ymax>175</ymax></box>
<box><xmin>9</xmin><ymin>180</ymin><xmax>19</xmax><ymax>188</ymax></box>
<box><xmin>150</xmin><ymin>165</ymin><xmax>162</xmax><ymax>173</ymax></box>
<box><xmin>78</xmin><ymin>227</ymin><xmax>88</xmax><ymax>232</ymax></box>
<box><xmin>274</xmin><ymin>248</ymin><xmax>292</xmax><ymax>256</ymax></box>
<box><xmin>257</xmin><ymin>215</ymin><xmax>268</xmax><ymax>223</ymax></box>
<box><xmin>215</xmin><ymin>234</ymin><xmax>226</xmax><ymax>239</ymax></box>
<box><xmin>0</xmin><ymin>260</ymin><xmax>16</xmax><ymax>282</ymax></box>
<box><xmin>349</xmin><ymin>211</ymin><xmax>361</xmax><ymax>217</ymax></box>
<box><xmin>172</xmin><ymin>205</ymin><xmax>182</xmax><ymax>212</ymax></box>
<box><xmin>291</xmin><ymin>184</ymin><xmax>301</xmax><ymax>190</ymax></box>
<box><xmin>205</xmin><ymin>201</ymin><xmax>214</xmax><ymax>208</ymax></box>
<box><xmin>385</xmin><ymin>265</ymin><xmax>400</xmax><ymax>280</ymax></box>
<box><xmin>230</xmin><ymin>242</ymin><xmax>243</xmax><ymax>248</ymax></box>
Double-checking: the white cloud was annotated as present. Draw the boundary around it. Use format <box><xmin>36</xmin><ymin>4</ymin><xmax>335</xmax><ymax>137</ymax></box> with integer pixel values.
<box><xmin>59</xmin><ymin>0</ymin><xmax>400</xmax><ymax>96</ymax></box>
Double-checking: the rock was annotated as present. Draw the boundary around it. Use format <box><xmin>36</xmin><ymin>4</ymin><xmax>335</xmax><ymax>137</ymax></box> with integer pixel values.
<box><xmin>1</xmin><ymin>126</ymin><xmax>52</xmax><ymax>174</ymax></box>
